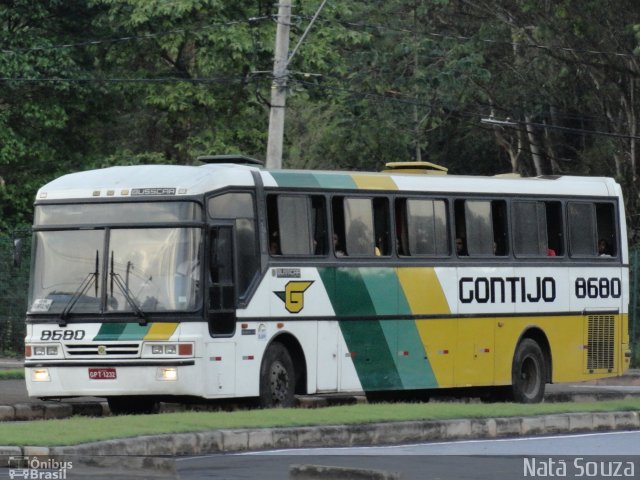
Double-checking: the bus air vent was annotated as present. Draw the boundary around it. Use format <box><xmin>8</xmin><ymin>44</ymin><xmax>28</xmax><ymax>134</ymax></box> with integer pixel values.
<box><xmin>382</xmin><ymin>161</ymin><xmax>448</xmax><ymax>175</ymax></box>
<box><xmin>586</xmin><ymin>315</ymin><xmax>615</xmax><ymax>371</ymax></box>
<box><xmin>197</xmin><ymin>155</ymin><xmax>264</xmax><ymax>166</ymax></box>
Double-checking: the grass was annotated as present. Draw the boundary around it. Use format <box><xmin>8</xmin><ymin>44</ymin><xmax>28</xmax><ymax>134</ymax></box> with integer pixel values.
<box><xmin>0</xmin><ymin>368</ymin><xmax>24</xmax><ymax>380</ymax></box>
<box><xmin>1</xmin><ymin>398</ymin><xmax>640</xmax><ymax>446</ymax></box>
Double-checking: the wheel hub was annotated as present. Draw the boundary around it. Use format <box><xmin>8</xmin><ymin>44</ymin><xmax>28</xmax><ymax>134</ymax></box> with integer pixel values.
<box><xmin>270</xmin><ymin>360</ymin><xmax>289</xmax><ymax>403</ymax></box>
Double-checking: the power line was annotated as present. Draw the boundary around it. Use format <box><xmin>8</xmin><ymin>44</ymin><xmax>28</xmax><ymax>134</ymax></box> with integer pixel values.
<box><xmin>481</xmin><ymin>118</ymin><xmax>640</xmax><ymax>140</ymax></box>
<box><xmin>2</xmin><ymin>11</ymin><xmax>633</xmax><ymax>61</ymax></box>
<box><xmin>0</xmin><ymin>74</ymin><xmax>269</xmax><ymax>84</ymax></box>
<box><xmin>295</xmin><ymin>15</ymin><xmax>638</xmax><ymax>59</ymax></box>
<box><xmin>0</xmin><ymin>17</ymin><xmax>271</xmax><ymax>55</ymax></box>
<box><xmin>1</xmin><ymin>68</ymin><xmax>626</xmax><ymax>143</ymax></box>
<box><xmin>293</xmin><ymin>78</ymin><xmax>639</xmax><ymax>141</ymax></box>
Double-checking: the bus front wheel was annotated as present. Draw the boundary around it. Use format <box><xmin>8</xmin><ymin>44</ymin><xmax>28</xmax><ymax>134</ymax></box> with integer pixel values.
<box><xmin>259</xmin><ymin>343</ymin><xmax>296</xmax><ymax>408</ymax></box>
<box><xmin>510</xmin><ymin>338</ymin><xmax>546</xmax><ymax>403</ymax></box>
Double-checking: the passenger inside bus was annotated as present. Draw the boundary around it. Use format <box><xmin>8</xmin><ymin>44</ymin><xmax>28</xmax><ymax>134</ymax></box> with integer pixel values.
<box><xmin>598</xmin><ymin>239</ymin><xmax>611</xmax><ymax>257</ymax></box>
<box><xmin>269</xmin><ymin>231</ymin><xmax>281</xmax><ymax>255</ymax></box>
<box><xmin>456</xmin><ymin>237</ymin><xmax>468</xmax><ymax>256</ymax></box>
<box><xmin>333</xmin><ymin>233</ymin><xmax>345</xmax><ymax>256</ymax></box>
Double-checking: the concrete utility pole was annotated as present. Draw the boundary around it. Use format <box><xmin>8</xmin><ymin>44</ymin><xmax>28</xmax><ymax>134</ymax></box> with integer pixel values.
<box><xmin>265</xmin><ymin>0</ymin><xmax>292</xmax><ymax>170</ymax></box>
<box><xmin>265</xmin><ymin>0</ymin><xmax>328</xmax><ymax>169</ymax></box>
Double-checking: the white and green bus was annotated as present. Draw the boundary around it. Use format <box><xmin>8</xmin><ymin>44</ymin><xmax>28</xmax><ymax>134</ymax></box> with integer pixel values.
<box><xmin>25</xmin><ymin>158</ymin><xmax>630</xmax><ymax>413</ymax></box>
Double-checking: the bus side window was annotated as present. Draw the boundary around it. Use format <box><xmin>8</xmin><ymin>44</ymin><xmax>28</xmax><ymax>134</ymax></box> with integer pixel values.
<box><xmin>568</xmin><ymin>202</ymin><xmax>597</xmax><ymax>256</ymax></box>
<box><xmin>343</xmin><ymin>198</ymin><xmax>375</xmax><ymax>256</ymax></box>
<box><xmin>395</xmin><ymin>198</ymin><xmax>409</xmax><ymax>256</ymax></box>
<box><xmin>311</xmin><ymin>196</ymin><xmax>328</xmax><ymax>255</ymax></box>
<box><xmin>268</xmin><ymin>194</ymin><xmax>327</xmax><ymax>256</ymax></box>
<box><xmin>332</xmin><ymin>197</ymin><xmax>347</xmax><ymax>256</ymax></box>
<box><xmin>208</xmin><ymin>226</ymin><xmax>236</xmax><ymax>335</ymax></box>
<box><xmin>596</xmin><ymin>203</ymin><xmax>617</xmax><ymax>257</ymax></box>
<box><xmin>279</xmin><ymin>196</ymin><xmax>314</xmax><ymax>255</ymax></box>
<box><xmin>546</xmin><ymin>201</ymin><xmax>564</xmax><ymax>256</ymax></box>
<box><xmin>513</xmin><ymin>200</ymin><xmax>564</xmax><ymax>257</ymax></box>
<box><xmin>266</xmin><ymin>195</ymin><xmax>281</xmax><ymax>255</ymax></box>
<box><xmin>454</xmin><ymin>200</ymin><xmax>468</xmax><ymax>257</ymax></box>
<box><xmin>400</xmin><ymin>198</ymin><xmax>449</xmax><ymax>256</ymax></box>
<box><xmin>373</xmin><ymin>197</ymin><xmax>390</xmax><ymax>256</ymax></box>
<box><xmin>332</xmin><ymin>196</ymin><xmax>389</xmax><ymax>257</ymax></box>
<box><xmin>456</xmin><ymin>199</ymin><xmax>507</xmax><ymax>256</ymax></box>
<box><xmin>491</xmin><ymin>201</ymin><xmax>508</xmax><ymax>255</ymax></box>
<box><xmin>208</xmin><ymin>192</ymin><xmax>259</xmax><ymax>299</ymax></box>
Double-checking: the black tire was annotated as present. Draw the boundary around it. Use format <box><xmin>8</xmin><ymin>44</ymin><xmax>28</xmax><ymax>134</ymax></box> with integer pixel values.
<box><xmin>259</xmin><ymin>343</ymin><xmax>296</xmax><ymax>408</ymax></box>
<box><xmin>108</xmin><ymin>396</ymin><xmax>159</xmax><ymax>415</ymax></box>
<box><xmin>510</xmin><ymin>338</ymin><xmax>546</xmax><ymax>403</ymax></box>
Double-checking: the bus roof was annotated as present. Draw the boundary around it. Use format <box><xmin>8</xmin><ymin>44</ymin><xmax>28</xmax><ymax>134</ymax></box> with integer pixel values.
<box><xmin>36</xmin><ymin>163</ymin><xmax>621</xmax><ymax>201</ymax></box>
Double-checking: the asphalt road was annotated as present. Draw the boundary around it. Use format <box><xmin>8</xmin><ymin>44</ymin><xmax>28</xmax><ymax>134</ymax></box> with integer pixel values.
<box><xmin>174</xmin><ymin>431</ymin><xmax>640</xmax><ymax>480</ymax></box>
<box><xmin>0</xmin><ymin>379</ymin><xmax>104</xmax><ymax>405</ymax></box>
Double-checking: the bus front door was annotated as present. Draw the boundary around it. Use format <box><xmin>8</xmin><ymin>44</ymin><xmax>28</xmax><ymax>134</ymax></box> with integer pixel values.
<box><xmin>206</xmin><ymin>226</ymin><xmax>237</xmax><ymax>396</ymax></box>
<box><xmin>208</xmin><ymin>226</ymin><xmax>236</xmax><ymax>335</ymax></box>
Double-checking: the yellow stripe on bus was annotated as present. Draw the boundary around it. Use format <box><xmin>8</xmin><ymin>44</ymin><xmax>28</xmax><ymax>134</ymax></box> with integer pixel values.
<box><xmin>351</xmin><ymin>174</ymin><xmax>398</xmax><ymax>190</ymax></box>
<box><xmin>415</xmin><ymin>313</ymin><xmax>624</xmax><ymax>388</ymax></box>
<box><xmin>144</xmin><ymin>323</ymin><xmax>179</xmax><ymax>340</ymax></box>
<box><xmin>397</xmin><ymin>267</ymin><xmax>450</xmax><ymax>315</ymax></box>
<box><xmin>397</xmin><ymin>268</ymin><xmax>454</xmax><ymax>387</ymax></box>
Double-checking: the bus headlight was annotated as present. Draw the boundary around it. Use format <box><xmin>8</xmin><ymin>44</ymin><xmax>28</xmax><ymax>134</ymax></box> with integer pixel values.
<box><xmin>144</xmin><ymin>343</ymin><xmax>194</xmax><ymax>358</ymax></box>
<box><xmin>31</xmin><ymin>369</ymin><xmax>50</xmax><ymax>382</ymax></box>
<box><xmin>26</xmin><ymin>344</ymin><xmax>61</xmax><ymax>358</ymax></box>
<box><xmin>157</xmin><ymin>367</ymin><xmax>177</xmax><ymax>381</ymax></box>
<box><xmin>152</xmin><ymin>345</ymin><xmax>164</xmax><ymax>355</ymax></box>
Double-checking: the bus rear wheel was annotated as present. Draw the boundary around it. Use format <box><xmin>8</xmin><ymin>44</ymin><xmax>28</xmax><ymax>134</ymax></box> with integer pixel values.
<box><xmin>259</xmin><ymin>343</ymin><xmax>295</xmax><ymax>408</ymax></box>
<box><xmin>510</xmin><ymin>338</ymin><xmax>546</xmax><ymax>403</ymax></box>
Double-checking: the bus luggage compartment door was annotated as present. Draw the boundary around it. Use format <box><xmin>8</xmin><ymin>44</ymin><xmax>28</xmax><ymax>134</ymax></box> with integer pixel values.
<box><xmin>205</xmin><ymin>342</ymin><xmax>236</xmax><ymax>396</ymax></box>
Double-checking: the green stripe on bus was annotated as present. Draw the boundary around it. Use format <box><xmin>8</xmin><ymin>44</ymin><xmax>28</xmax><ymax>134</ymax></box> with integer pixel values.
<box><xmin>270</xmin><ymin>172</ymin><xmax>321</xmax><ymax>188</ymax></box>
<box><xmin>340</xmin><ymin>319</ymin><xmax>403</xmax><ymax>390</ymax></box>
<box><xmin>94</xmin><ymin>323</ymin><xmax>152</xmax><ymax>341</ymax></box>
<box><xmin>93</xmin><ymin>323</ymin><xmax>127</xmax><ymax>341</ymax></box>
<box><xmin>271</xmin><ymin>171</ymin><xmax>357</xmax><ymax>189</ymax></box>
<box><xmin>359</xmin><ymin>268</ymin><xmax>438</xmax><ymax>389</ymax></box>
<box><xmin>119</xmin><ymin>323</ymin><xmax>151</xmax><ymax>340</ymax></box>
<box><xmin>314</xmin><ymin>173</ymin><xmax>357</xmax><ymax>189</ymax></box>
<box><xmin>319</xmin><ymin>267</ymin><xmax>402</xmax><ymax>391</ymax></box>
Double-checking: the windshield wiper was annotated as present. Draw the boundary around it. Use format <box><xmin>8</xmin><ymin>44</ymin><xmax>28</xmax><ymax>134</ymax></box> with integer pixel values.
<box><xmin>110</xmin><ymin>252</ymin><xmax>146</xmax><ymax>324</ymax></box>
<box><xmin>60</xmin><ymin>250</ymin><xmax>99</xmax><ymax>324</ymax></box>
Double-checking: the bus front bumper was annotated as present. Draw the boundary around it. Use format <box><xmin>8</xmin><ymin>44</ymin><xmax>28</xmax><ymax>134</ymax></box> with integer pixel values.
<box><xmin>24</xmin><ymin>360</ymin><xmax>200</xmax><ymax>398</ymax></box>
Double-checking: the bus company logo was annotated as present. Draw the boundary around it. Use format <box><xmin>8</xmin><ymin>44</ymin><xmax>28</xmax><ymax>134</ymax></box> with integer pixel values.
<box><xmin>274</xmin><ymin>281</ymin><xmax>314</xmax><ymax>314</ymax></box>
<box><xmin>131</xmin><ymin>187</ymin><xmax>176</xmax><ymax>196</ymax></box>
<box><xmin>8</xmin><ymin>456</ymin><xmax>73</xmax><ymax>479</ymax></box>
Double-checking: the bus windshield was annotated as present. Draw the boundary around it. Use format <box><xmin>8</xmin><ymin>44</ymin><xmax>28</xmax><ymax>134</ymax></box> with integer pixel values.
<box><xmin>29</xmin><ymin>227</ymin><xmax>201</xmax><ymax>315</ymax></box>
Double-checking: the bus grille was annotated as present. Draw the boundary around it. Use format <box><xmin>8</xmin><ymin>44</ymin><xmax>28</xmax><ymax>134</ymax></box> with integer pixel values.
<box><xmin>64</xmin><ymin>343</ymin><xmax>140</xmax><ymax>358</ymax></box>
<box><xmin>587</xmin><ymin>315</ymin><xmax>614</xmax><ymax>371</ymax></box>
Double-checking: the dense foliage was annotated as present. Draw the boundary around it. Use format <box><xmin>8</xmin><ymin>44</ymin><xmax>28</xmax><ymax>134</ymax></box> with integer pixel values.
<box><xmin>1</xmin><ymin>0</ymin><xmax>639</xmax><ymax>238</ymax></box>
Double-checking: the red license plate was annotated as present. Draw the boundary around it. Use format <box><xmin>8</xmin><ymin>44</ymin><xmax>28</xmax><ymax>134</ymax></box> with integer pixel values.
<box><xmin>88</xmin><ymin>367</ymin><xmax>117</xmax><ymax>380</ymax></box>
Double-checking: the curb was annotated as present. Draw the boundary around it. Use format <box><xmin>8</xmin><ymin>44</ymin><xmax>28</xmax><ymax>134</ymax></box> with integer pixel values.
<box><xmin>0</xmin><ymin>402</ymin><xmax>109</xmax><ymax>421</ymax></box>
<box><xmin>3</xmin><ymin>410</ymin><xmax>639</xmax><ymax>472</ymax></box>
<box><xmin>290</xmin><ymin>464</ymin><xmax>401</xmax><ymax>480</ymax></box>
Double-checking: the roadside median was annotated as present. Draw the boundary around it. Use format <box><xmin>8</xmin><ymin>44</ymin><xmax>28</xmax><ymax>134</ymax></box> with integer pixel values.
<box><xmin>1</xmin><ymin>410</ymin><xmax>638</xmax><ymax>474</ymax></box>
